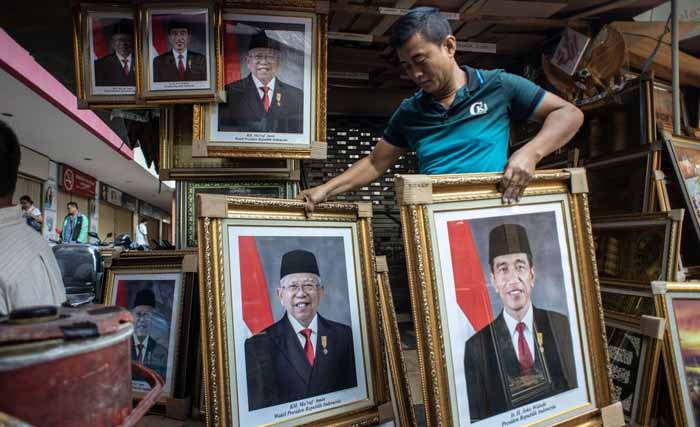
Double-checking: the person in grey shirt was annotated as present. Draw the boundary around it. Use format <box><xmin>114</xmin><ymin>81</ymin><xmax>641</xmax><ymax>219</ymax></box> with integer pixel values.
<box><xmin>0</xmin><ymin>120</ymin><xmax>65</xmax><ymax>315</ymax></box>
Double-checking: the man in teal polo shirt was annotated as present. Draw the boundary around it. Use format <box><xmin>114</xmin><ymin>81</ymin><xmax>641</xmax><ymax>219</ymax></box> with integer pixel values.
<box><xmin>300</xmin><ymin>7</ymin><xmax>583</xmax><ymax>212</ymax></box>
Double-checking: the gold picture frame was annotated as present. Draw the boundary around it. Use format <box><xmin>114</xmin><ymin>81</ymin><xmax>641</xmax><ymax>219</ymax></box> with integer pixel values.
<box><xmin>73</xmin><ymin>3</ymin><xmax>144</xmax><ymax>109</ymax></box>
<box><xmin>141</xmin><ymin>2</ymin><xmax>222</xmax><ymax>103</ymax></box>
<box><xmin>190</xmin><ymin>6</ymin><xmax>327</xmax><ymax>159</ymax></box>
<box><xmin>593</xmin><ymin>211</ymin><xmax>684</xmax><ymax>287</ymax></box>
<box><xmin>196</xmin><ymin>195</ymin><xmax>387</xmax><ymax>427</ymax></box>
<box><xmin>377</xmin><ymin>255</ymin><xmax>417</xmax><ymax>427</ymax></box>
<box><xmin>159</xmin><ymin>105</ymin><xmax>299</xmax><ymax>180</ymax></box>
<box><xmin>652</xmin><ymin>281</ymin><xmax>700</xmax><ymax>427</ymax></box>
<box><xmin>603</xmin><ymin>310</ymin><xmax>664</xmax><ymax>426</ymax></box>
<box><xmin>397</xmin><ymin>169</ymin><xmax>616</xmax><ymax>426</ymax></box>
<box><xmin>103</xmin><ymin>250</ymin><xmax>199</xmax><ymax>405</ymax></box>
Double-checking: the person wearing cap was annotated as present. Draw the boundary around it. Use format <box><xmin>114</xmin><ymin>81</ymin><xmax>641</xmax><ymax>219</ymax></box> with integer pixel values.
<box><xmin>153</xmin><ymin>20</ymin><xmax>207</xmax><ymax>82</ymax></box>
<box><xmin>244</xmin><ymin>249</ymin><xmax>357</xmax><ymax>410</ymax></box>
<box><xmin>218</xmin><ymin>30</ymin><xmax>303</xmax><ymax>134</ymax></box>
<box><xmin>463</xmin><ymin>224</ymin><xmax>576</xmax><ymax>421</ymax></box>
<box><xmin>94</xmin><ymin>19</ymin><xmax>135</xmax><ymax>87</ymax></box>
<box><xmin>131</xmin><ymin>288</ymin><xmax>167</xmax><ymax>380</ymax></box>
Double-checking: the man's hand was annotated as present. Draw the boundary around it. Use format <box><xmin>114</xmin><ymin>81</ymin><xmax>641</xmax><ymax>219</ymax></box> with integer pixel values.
<box><xmin>500</xmin><ymin>147</ymin><xmax>539</xmax><ymax>203</ymax></box>
<box><xmin>298</xmin><ymin>185</ymin><xmax>330</xmax><ymax>217</ymax></box>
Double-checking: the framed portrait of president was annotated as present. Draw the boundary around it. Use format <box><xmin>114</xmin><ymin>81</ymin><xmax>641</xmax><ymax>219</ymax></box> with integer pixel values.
<box><xmin>73</xmin><ymin>4</ymin><xmax>141</xmax><ymax>108</ymax></box>
<box><xmin>196</xmin><ymin>194</ymin><xmax>387</xmax><ymax>427</ymax></box>
<box><xmin>141</xmin><ymin>4</ymin><xmax>219</xmax><ymax>103</ymax></box>
<box><xmin>191</xmin><ymin>6</ymin><xmax>327</xmax><ymax>159</ymax></box>
<box><xmin>396</xmin><ymin>170</ymin><xmax>616</xmax><ymax>427</ymax></box>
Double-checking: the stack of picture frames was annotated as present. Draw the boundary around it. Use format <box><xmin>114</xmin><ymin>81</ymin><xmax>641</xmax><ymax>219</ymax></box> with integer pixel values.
<box><xmin>103</xmin><ymin>250</ymin><xmax>200</xmax><ymax>419</ymax></box>
<box><xmin>195</xmin><ymin>194</ymin><xmax>418</xmax><ymax>427</ymax></box>
<box><xmin>72</xmin><ymin>0</ymin><xmax>328</xmax><ymax>161</ymax></box>
<box><xmin>394</xmin><ymin>168</ymin><xmax>624</xmax><ymax>427</ymax></box>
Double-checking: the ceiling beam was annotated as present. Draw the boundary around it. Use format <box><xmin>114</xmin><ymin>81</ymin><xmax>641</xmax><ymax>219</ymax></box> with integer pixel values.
<box><xmin>330</xmin><ymin>0</ymin><xmax>355</xmax><ymax>31</ymax></box>
<box><xmin>332</xmin><ymin>4</ymin><xmax>587</xmax><ymax>29</ymax></box>
<box><xmin>370</xmin><ymin>0</ymin><xmax>418</xmax><ymax>37</ymax></box>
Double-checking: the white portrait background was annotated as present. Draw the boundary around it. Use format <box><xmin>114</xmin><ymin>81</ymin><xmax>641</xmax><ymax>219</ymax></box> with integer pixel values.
<box><xmin>429</xmin><ymin>195</ymin><xmax>594</xmax><ymax>427</ymax></box>
<box><xmin>209</xmin><ymin>13</ymin><xmax>313</xmax><ymax>146</ymax></box>
<box><xmin>112</xmin><ymin>272</ymin><xmax>182</xmax><ymax>396</ymax></box>
<box><xmin>225</xmin><ymin>223</ymin><xmax>371</xmax><ymax>427</ymax></box>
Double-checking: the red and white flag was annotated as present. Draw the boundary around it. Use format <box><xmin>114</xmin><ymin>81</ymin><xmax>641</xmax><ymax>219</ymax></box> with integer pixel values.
<box><xmin>447</xmin><ymin>219</ymin><xmax>493</xmax><ymax>349</ymax></box>
<box><xmin>91</xmin><ymin>17</ymin><xmax>110</xmax><ymax>61</ymax></box>
<box><xmin>223</xmin><ymin>21</ymin><xmax>241</xmax><ymax>85</ymax></box>
<box><xmin>150</xmin><ymin>15</ymin><xmax>169</xmax><ymax>56</ymax></box>
<box><xmin>239</xmin><ymin>236</ymin><xmax>274</xmax><ymax>338</ymax></box>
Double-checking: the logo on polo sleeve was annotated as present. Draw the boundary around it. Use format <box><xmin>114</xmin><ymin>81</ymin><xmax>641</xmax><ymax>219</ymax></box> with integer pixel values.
<box><xmin>469</xmin><ymin>101</ymin><xmax>488</xmax><ymax>116</ymax></box>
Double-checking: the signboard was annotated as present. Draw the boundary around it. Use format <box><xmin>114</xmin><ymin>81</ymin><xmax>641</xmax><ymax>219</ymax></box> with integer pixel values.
<box><xmin>122</xmin><ymin>193</ymin><xmax>137</xmax><ymax>212</ymax></box>
<box><xmin>60</xmin><ymin>164</ymin><xmax>96</xmax><ymax>198</ymax></box>
<box><xmin>456</xmin><ymin>41</ymin><xmax>497</xmax><ymax>54</ymax></box>
<box><xmin>101</xmin><ymin>184</ymin><xmax>123</xmax><ymax>207</ymax></box>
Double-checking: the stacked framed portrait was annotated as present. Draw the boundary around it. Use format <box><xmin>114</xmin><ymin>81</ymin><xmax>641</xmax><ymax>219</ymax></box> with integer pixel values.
<box><xmin>661</xmin><ymin>132</ymin><xmax>700</xmax><ymax>242</ymax></box>
<box><xmin>176</xmin><ymin>179</ymin><xmax>297</xmax><ymax>247</ymax></box>
<box><xmin>652</xmin><ymin>281</ymin><xmax>700</xmax><ymax>426</ymax></box>
<box><xmin>73</xmin><ymin>3</ymin><xmax>222</xmax><ymax>107</ymax></box>
<box><xmin>103</xmin><ymin>250</ymin><xmax>199</xmax><ymax>409</ymax></box>
<box><xmin>196</xmin><ymin>195</ymin><xmax>387</xmax><ymax>426</ymax></box>
<box><xmin>191</xmin><ymin>2</ymin><xmax>328</xmax><ymax>159</ymax></box>
<box><xmin>592</xmin><ymin>211</ymin><xmax>684</xmax><ymax>286</ymax></box>
<box><xmin>396</xmin><ymin>169</ymin><xmax>616</xmax><ymax>427</ymax></box>
<box><xmin>159</xmin><ymin>105</ymin><xmax>299</xmax><ymax>180</ymax></box>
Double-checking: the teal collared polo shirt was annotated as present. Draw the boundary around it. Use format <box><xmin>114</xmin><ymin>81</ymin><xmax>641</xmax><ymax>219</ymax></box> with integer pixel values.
<box><xmin>383</xmin><ymin>66</ymin><xmax>545</xmax><ymax>174</ymax></box>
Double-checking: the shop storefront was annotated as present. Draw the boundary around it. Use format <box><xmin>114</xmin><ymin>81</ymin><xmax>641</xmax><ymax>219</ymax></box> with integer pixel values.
<box><xmin>56</xmin><ymin>164</ymin><xmax>96</xmax><ymax>235</ymax></box>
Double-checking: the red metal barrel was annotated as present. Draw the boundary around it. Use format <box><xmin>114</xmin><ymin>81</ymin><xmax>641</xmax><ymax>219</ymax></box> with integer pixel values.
<box><xmin>0</xmin><ymin>305</ymin><xmax>162</xmax><ymax>427</ymax></box>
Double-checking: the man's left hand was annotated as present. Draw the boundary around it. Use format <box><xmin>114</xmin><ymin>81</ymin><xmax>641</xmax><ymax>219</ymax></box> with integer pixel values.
<box><xmin>500</xmin><ymin>148</ymin><xmax>539</xmax><ymax>203</ymax></box>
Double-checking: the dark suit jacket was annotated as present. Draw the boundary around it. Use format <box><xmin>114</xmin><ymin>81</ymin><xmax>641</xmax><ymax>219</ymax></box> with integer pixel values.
<box><xmin>131</xmin><ymin>335</ymin><xmax>168</xmax><ymax>381</ymax></box>
<box><xmin>153</xmin><ymin>50</ymin><xmax>207</xmax><ymax>82</ymax></box>
<box><xmin>94</xmin><ymin>53</ymin><xmax>135</xmax><ymax>87</ymax></box>
<box><xmin>464</xmin><ymin>307</ymin><xmax>577</xmax><ymax>421</ymax></box>
<box><xmin>218</xmin><ymin>75</ymin><xmax>303</xmax><ymax>134</ymax></box>
<box><xmin>244</xmin><ymin>313</ymin><xmax>357</xmax><ymax>410</ymax></box>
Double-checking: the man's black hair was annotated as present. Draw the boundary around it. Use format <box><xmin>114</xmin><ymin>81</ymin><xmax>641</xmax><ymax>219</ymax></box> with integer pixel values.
<box><xmin>19</xmin><ymin>195</ymin><xmax>32</xmax><ymax>203</ymax></box>
<box><xmin>0</xmin><ymin>120</ymin><xmax>21</xmax><ymax>198</ymax></box>
<box><xmin>67</xmin><ymin>202</ymin><xmax>79</xmax><ymax>209</ymax></box>
<box><xmin>390</xmin><ymin>7</ymin><xmax>452</xmax><ymax>50</ymax></box>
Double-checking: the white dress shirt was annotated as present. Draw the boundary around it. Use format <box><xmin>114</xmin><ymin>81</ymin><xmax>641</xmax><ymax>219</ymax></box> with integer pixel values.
<box><xmin>116</xmin><ymin>53</ymin><xmax>132</xmax><ymax>71</ymax></box>
<box><xmin>251</xmin><ymin>75</ymin><xmax>276</xmax><ymax>101</ymax></box>
<box><xmin>135</xmin><ymin>222</ymin><xmax>148</xmax><ymax>246</ymax></box>
<box><xmin>172</xmin><ymin>49</ymin><xmax>188</xmax><ymax>68</ymax></box>
<box><xmin>503</xmin><ymin>304</ymin><xmax>535</xmax><ymax>360</ymax></box>
<box><xmin>287</xmin><ymin>313</ymin><xmax>318</xmax><ymax>354</ymax></box>
<box><xmin>0</xmin><ymin>205</ymin><xmax>66</xmax><ymax>314</ymax></box>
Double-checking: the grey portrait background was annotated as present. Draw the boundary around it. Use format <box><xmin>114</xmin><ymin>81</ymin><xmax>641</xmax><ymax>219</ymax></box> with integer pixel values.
<box><xmin>119</xmin><ymin>278</ymin><xmax>177</xmax><ymax>355</ymax></box>
<box><xmin>227</xmin><ymin>19</ymin><xmax>306</xmax><ymax>90</ymax></box>
<box><xmin>465</xmin><ymin>211</ymin><xmax>569</xmax><ymax>317</ymax></box>
<box><xmin>254</xmin><ymin>236</ymin><xmax>352</xmax><ymax>326</ymax></box>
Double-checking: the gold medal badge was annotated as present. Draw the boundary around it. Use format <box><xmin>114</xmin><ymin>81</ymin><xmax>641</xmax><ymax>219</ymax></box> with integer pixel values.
<box><xmin>321</xmin><ymin>335</ymin><xmax>328</xmax><ymax>355</ymax></box>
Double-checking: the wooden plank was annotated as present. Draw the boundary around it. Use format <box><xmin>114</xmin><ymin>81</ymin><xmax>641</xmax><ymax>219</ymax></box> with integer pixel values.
<box><xmin>477</xmin><ymin>0</ymin><xmax>568</xmax><ymax>18</ymax></box>
<box><xmin>371</xmin><ymin>0</ymin><xmax>418</xmax><ymax>36</ymax></box>
<box><xmin>620</xmin><ymin>32</ymin><xmax>700</xmax><ymax>87</ymax></box>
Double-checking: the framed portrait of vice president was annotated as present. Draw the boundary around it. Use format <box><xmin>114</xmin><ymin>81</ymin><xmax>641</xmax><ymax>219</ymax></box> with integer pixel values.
<box><xmin>196</xmin><ymin>195</ymin><xmax>386</xmax><ymax>426</ymax></box>
<box><xmin>192</xmin><ymin>8</ymin><xmax>327</xmax><ymax>159</ymax></box>
<box><xmin>396</xmin><ymin>170</ymin><xmax>618</xmax><ymax>427</ymax></box>
<box><xmin>141</xmin><ymin>4</ymin><xmax>221</xmax><ymax>103</ymax></box>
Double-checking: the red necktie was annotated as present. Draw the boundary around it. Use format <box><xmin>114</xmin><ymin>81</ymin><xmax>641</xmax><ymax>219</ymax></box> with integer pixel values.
<box><xmin>122</xmin><ymin>59</ymin><xmax>129</xmax><ymax>76</ymax></box>
<box><xmin>177</xmin><ymin>54</ymin><xmax>185</xmax><ymax>80</ymax></box>
<box><xmin>261</xmin><ymin>86</ymin><xmax>270</xmax><ymax>112</ymax></box>
<box><xmin>516</xmin><ymin>322</ymin><xmax>533</xmax><ymax>374</ymax></box>
<box><xmin>301</xmin><ymin>328</ymin><xmax>314</xmax><ymax>366</ymax></box>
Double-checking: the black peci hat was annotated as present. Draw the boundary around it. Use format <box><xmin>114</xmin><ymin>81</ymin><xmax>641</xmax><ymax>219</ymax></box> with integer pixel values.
<box><xmin>248</xmin><ymin>30</ymin><xmax>281</xmax><ymax>51</ymax></box>
<box><xmin>167</xmin><ymin>20</ymin><xmax>190</xmax><ymax>33</ymax></box>
<box><xmin>133</xmin><ymin>289</ymin><xmax>156</xmax><ymax>308</ymax></box>
<box><xmin>112</xmin><ymin>19</ymin><xmax>133</xmax><ymax>37</ymax></box>
<box><xmin>280</xmin><ymin>249</ymin><xmax>320</xmax><ymax>280</ymax></box>
<box><xmin>488</xmin><ymin>223</ymin><xmax>533</xmax><ymax>264</ymax></box>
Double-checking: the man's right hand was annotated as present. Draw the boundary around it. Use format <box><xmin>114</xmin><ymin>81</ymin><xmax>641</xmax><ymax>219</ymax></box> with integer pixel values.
<box><xmin>298</xmin><ymin>185</ymin><xmax>330</xmax><ymax>217</ymax></box>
